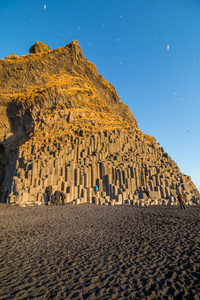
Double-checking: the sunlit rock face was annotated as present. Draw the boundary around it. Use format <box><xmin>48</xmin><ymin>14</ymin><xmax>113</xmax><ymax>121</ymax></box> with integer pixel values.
<box><xmin>29</xmin><ymin>41</ymin><xmax>51</xmax><ymax>54</ymax></box>
<box><xmin>0</xmin><ymin>41</ymin><xmax>199</xmax><ymax>206</ymax></box>
<box><xmin>5</xmin><ymin>53</ymin><xmax>19</xmax><ymax>60</ymax></box>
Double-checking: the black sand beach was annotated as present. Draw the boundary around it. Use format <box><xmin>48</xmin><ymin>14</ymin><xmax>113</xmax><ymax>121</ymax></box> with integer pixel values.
<box><xmin>0</xmin><ymin>204</ymin><xmax>200</xmax><ymax>299</ymax></box>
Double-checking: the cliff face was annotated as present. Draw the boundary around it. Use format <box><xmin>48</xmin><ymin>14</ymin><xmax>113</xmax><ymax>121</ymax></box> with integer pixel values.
<box><xmin>0</xmin><ymin>40</ymin><xmax>137</xmax><ymax>124</ymax></box>
<box><xmin>0</xmin><ymin>41</ymin><xmax>199</xmax><ymax>206</ymax></box>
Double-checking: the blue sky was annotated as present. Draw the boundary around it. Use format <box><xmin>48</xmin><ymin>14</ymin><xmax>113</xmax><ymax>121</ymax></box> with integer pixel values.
<box><xmin>0</xmin><ymin>0</ymin><xmax>200</xmax><ymax>192</ymax></box>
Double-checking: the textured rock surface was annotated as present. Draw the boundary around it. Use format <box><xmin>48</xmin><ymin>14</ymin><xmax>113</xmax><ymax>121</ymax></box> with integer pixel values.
<box><xmin>5</xmin><ymin>53</ymin><xmax>19</xmax><ymax>60</ymax></box>
<box><xmin>0</xmin><ymin>41</ymin><xmax>199</xmax><ymax>206</ymax></box>
<box><xmin>29</xmin><ymin>41</ymin><xmax>51</xmax><ymax>54</ymax></box>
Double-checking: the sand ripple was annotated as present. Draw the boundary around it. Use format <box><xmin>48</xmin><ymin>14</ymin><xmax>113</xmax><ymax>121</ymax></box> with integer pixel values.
<box><xmin>0</xmin><ymin>204</ymin><xmax>200</xmax><ymax>299</ymax></box>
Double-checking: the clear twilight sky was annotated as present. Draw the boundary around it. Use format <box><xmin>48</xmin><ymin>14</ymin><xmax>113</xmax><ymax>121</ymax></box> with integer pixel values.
<box><xmin>0</xmin><ymin>0</ymin><xmax>199</xmax><ymax>192</ymax></box>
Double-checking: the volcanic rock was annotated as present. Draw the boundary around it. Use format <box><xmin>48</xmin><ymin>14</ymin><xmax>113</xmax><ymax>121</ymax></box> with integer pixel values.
<box><xmin>29</xmin><ymin>41</ymin><xmax>51</xmax><ymax>54</ymax></box>
<box><xmin>5</xmin><ymin>53</ymin><xmax>19</xmax><ymax>60</ymax></box>
<box><xmin>0</xmin><ymin>40</ymin><xmax>199</xmax><ymax>206</ymax></box>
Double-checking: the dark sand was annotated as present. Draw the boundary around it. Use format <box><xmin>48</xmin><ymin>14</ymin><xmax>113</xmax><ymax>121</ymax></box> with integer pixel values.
<box><xmin>0</xmin><ymin>204</ymin><xmax>200</xmax><ymax>300</ymax></box>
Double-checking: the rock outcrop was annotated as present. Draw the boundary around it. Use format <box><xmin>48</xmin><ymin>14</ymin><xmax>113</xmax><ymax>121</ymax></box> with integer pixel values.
<box><xmin>29</xmin><ymin>41</ymin><xmax>51</xmax><ymax>54</ymax></box>
<box><xmin>5</xmin><ymin>53</ymin><xmax>19</xmax><ymax>60</ymax></box>
<box><xmin>0</xmin><ymin>41</ymin><xmax>199</xmax><ymax>206</ymax></box>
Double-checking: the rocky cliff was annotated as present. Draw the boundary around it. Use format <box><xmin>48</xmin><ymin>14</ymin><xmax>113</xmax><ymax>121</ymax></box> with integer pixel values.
<box><xmin>0</xmin><ymin>41</ymin><xmax>199</xmax><ymax>206</ymax></box>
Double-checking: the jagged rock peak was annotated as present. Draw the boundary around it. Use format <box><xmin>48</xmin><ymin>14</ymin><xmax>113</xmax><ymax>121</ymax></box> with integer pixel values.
<box><xmin>67</xmin><ymin>40</ymin><xmax>80</xmax><ymax>47</ymax></box>
<box><xmin>28</xmin><ymin>40</ymin><xmax>81</xmax><ymax>55</ymax></box>
<box><xmin>29</xmin><ymin>41</ymin><xmax>51</xmax><ymax>54</ymax></box>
